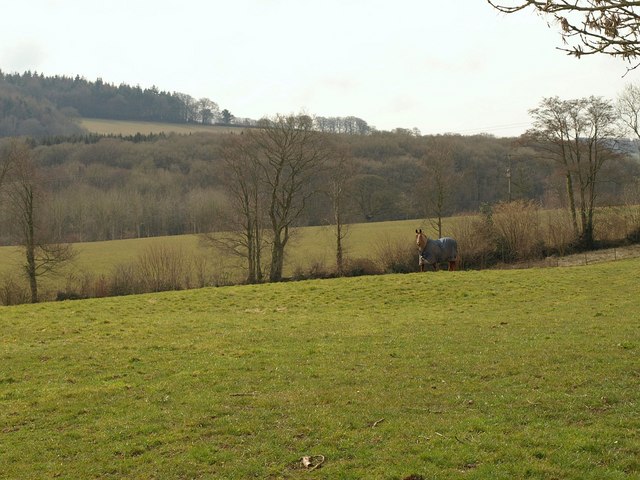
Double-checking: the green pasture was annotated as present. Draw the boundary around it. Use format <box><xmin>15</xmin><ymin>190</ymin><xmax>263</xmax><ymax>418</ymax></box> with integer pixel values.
<box><xmin>79</xmin><ymin>118</ymin><xmax>242</xmax><ymax>136</ymax></box>
<box><xmin>0</xmin><ymin>219</ymin><xmax>437</xmax><ymax>295</ymax></box>
<box><xmin>1</xmin><ymin>258</ymin><xmax>639</xmax><ymax>478</ymax></box>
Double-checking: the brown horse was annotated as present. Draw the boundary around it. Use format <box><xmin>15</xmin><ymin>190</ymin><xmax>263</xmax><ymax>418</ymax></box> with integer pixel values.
<box><xmin>415</xmin><ymin>229</ymin><xmax>458</xmax><ymax>272</ymax></box>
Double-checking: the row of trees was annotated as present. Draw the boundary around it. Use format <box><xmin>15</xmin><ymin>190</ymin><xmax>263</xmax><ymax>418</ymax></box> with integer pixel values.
<box><xmin>0</xmin><ymin>71</ymin><xmax>230</xmax><ymax>126</ymax></box>
<box><xmin>1</xmin><ymin>99</ymin><xmax>638</xmax><ymax>245</ymax></box>
<box><xmin>0</xmin><ymin>131</ymin><xmax>533</xmax><ymax>243</ymax></box>
<box><xmin>0</xmin><ymin>71</ymin><xmax>374</xmax><ymax>137</ymax></box>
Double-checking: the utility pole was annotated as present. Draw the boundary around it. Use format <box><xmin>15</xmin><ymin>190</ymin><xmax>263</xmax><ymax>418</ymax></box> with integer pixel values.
<box><xmin>506</xmin><ymin>154</ymin><xmax>512</xmax><ymax>202</ymax></box>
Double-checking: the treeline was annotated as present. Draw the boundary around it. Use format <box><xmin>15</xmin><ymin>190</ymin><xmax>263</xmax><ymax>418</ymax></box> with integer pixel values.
<box><xmin>0</xmin><ymin>71</ymin><xmax>374</xmax><ymax>136</ymax></box>
<box><xmin>0</xmin><ymin>70</ymin><xmax>227</xmax><ymax>124</ymax></box>
<box><xmin>0</xmin><ymin>81</ymin><xmax>85</xmax><ymax>138</ymax></box>
<box><xmin>0</xmin><ymin>128</ymin><xmax>637</xmax><ymax>246</ymax></box>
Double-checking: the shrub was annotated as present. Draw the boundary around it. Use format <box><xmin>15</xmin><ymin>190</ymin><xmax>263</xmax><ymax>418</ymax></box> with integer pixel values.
<box><xmin>450</xmin><ymin>213</ymin><xmax>496</xmax><ymax>269</ymax></box>
<box><xmin>56</xmin><ymin>291</ymin><xmax>86</xmax><ymax>301</ymax></box>
<box><xmin>342</xmin><ymin>257</ymin><xmax>382</xmax><ymax>277</ymax></box>
<box><xmin>543</xmin><ymin>209</ymin><xmax>576</xmax><ymax>256</ymax></box>
<box><xmin>191</xmin><ymin>255</ymin><xmax>210</xmax><ymax>288</ymax></box>
<box><xmin>136</xmin><ymin>244</ymin><xmax>189</xmax><ymax>292</ymax></box>
<box><xmin>109</xmin><ymin>263</ymin><xmax>144</xmax><ymax>296</ymax></box>
<box><xmin>595</xmin><ymin>207</ymin><xmax>633</xmax><ymax>244</ymax></box>
<box><xmin>292</xmin><ymin>257</ymin><xmax>333</xmax><ymax>281</ymax></box>
<box><xmin>59</xmin><ymin>271</ymin><xmax>109</xmax><ymax>299</ymax></box>
<box><xmin>492</xmin><ymin>200</ymin><xmax>543</xmax><ymax>261</ymax></box>
<box><xmin>0</xmin><ymin>276</ymin><xmax>29</xmax><ymax>306</ymax></box>
<box><xmin>374</xmin><ymin>235</ymin><xmax>416</xmax><ymax>273</ymax></box>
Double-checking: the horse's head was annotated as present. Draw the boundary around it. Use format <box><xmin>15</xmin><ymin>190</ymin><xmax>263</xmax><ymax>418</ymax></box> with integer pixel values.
<box><xmin>415</xmin><ymin>229</ymin><xmax>427</xmax><ymax>252</ymax></box>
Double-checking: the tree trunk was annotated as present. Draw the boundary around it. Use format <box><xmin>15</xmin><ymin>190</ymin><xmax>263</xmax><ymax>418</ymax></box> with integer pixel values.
<box><xmin>246</xmin><ymin>218</ymin><xmax>256</xmax><ymax>284</ymax></box>
<box><xmin>565</xmin><ymin>172</ymin><xmax>579</xmax><ymax>238</ymax></box>
<box><xmin>25</xmin><ymin>188</ymin><xmax>38</xmax><ymax>303</ymax></box>
<box><xmin>26</xmin><ymin>245</ymin><xmax>38</xmax><ymax>303</ymax></box>
<box><xmin>335</xmin><ymin>220</ymin><xmax>344</xmax><ymax>275</ymax></box>
<box><xmin>270</xmin><ymin>237</ymin><xmax>284</xmax><ymax>282</ymax></box>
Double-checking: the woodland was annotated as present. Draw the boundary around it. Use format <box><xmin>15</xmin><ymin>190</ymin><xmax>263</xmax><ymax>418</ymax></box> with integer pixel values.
<box><xmin>0</xmin><ymin>71</ymin><xmax>371</xmax><ymax>136</ymax></box>
<box><xmin>0</xmin><ymin>128</ymin><xmax>635</xmax><ymax>246</ymax></box>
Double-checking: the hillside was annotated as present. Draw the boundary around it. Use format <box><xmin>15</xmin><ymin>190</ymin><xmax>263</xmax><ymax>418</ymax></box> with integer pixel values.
<box><xmin>0</xmin><ymin>71</ymin><xmax>228</xmax><ymax>130</ymax></box>
<box><xmin>1</xmin><ymin>259</ymin><xmax>638</xmax><ymax>478</ymax></box>
<box><xmin>0</xmin><ymin>71</ymin><xmax>371</xmax><ymax>137</ymax></box>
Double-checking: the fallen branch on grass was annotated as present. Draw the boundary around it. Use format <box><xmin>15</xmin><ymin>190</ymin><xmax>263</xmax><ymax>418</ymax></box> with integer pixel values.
<box><xmin>370</xmin><ymin>418</ymin><xmax>385</xmax><ymax>428</ymax></box>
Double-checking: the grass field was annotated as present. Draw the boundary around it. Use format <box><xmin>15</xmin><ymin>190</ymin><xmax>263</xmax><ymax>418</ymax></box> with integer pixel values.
<box><xmin>0</xmin><ymin>219</ymin><xmax>435</xmax><ymax>296</ymax></box>
<box><xmin>79</xmin><ymin>118</ymin><xmax>243</xmax><ymax>136</ymax></box>
<box><xmin>1</xmin><ymin>258</ymin><xmax>638</xmax><ymax>478</ymax></box>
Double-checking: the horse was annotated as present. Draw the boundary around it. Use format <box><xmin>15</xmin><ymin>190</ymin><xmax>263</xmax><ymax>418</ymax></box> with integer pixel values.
<box><xmin>415</xmin><ymin>229</ymin><xmax>458</xmax><ymax>272</ymax></box>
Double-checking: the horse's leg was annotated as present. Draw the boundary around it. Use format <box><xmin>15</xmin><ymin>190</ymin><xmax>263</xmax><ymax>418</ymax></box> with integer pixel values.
<box><xmin>448</xmin><ymin>260</ymin><xmax>456</xmax><ymax>271</ymax></box>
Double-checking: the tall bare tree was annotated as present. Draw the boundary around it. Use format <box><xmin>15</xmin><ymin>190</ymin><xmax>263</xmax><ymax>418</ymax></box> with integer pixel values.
<box><xmin>205</xmin><ymin>134</ymin><xmax>267</xmax><ymax>284</ymax></box>
<box><xmin>214</xmin><ymin>114</ymin><xmax>332</xmax><ymax>282</ymax></box>
<box><xmin>419</xmin><ymin>138</ymin><xmax>457</xmax><ymax>238</ymax></box>
<box><xmin>488</xmin><ymin>1</ymin><xmax>640</xmax><ymax>70</ymax></box>
<box><xmin>617</xmin><ymin>83</ymin><xmax>640</xmax><ymax>143</ymax></box>
<box><xmin>251</xmin><ymin>114</ymin><xmax>332</xmax><ymax>282</ymax></box>
<box><xmin>4</xmin><ymin>140</ymin><xmax>75</xmax><ymax>302</ymax></box>
<box><xmin>527</xmin><ymin>96</ymin><xmax>619</xmax><ymax>247</ymax></box>
<box><xmin>580</xmin><ymin>96</ymin><xmax>620</xmax><ymax>243</ymax></box>
<box><xmin>325</xmin><ymin>147</ymin><xmax>355</xmax><ymax>275</ymax></box>
<box><xmin>528</xmin><ymin>97</ymin><xmax>581</xmax><ymax>236</ymax></box>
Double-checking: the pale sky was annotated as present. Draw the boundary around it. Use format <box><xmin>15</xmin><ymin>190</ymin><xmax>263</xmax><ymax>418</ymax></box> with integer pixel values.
<box><xmin>0</xmin><ymin>0</ymin><xmax>635</xmax><ymax>137</ymax></box>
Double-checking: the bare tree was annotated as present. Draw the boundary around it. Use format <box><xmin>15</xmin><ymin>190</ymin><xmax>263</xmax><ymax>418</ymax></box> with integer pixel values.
<box><xmin>174</xmin><ymin>92</ymin><xmax>198</xmax><ymax>123</ymax></box>
<box><xmin>580</xmin><ymin>96</ymin><xmax>621</xmax><ymax>244</ymax></box>
<box><xmin>528</xmin><ymin>97</ymin><xmax>581</xmax><ymax>236</ymax></box>
<box><xmin>419</xmin><ymin>138</ymin><xmax>457</xmax><ymax>238</ymax></box>
<box><xmin>488</xmin><ymin>1</ymin><xmax>640</xmax><ymax>70</ymax></box>
<box><xmin>325</xmin><ymin>147</ymin><xmax>355</xmax><ymax>275</ymax></box>
<box><xmin>204</xmin><ymin>134</ymin><xmax>267</xmax><ymax>284</ymax></box>
<box><xmin>196</xmin><ymin>98</ymin><xmax>220</xmax><ymax>125</ymax></box>
<box><xmin>617</xmin><ymin>83</ymin><xmax>640</xmax><ymax>143</ymax></box>
<box><xmin>4</xmin><ymin>140</ymin><xmax>75</xmax><ymax>302</ymax></box>
<box><xmin>251</xmin><ymin>114</ymin><xmax>332</xmax><ymax>282</ymax></box>
<box><xmin>527</xmin><ymin>96</ymin><xmax>620</xmax><ymax>247</ymax></box>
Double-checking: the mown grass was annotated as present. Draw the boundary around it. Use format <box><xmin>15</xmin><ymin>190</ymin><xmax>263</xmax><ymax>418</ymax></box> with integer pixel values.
<box><xmin>1</xmin><ymin>258</ymin><xmax>638</xmax><ymax>478</ymax></box>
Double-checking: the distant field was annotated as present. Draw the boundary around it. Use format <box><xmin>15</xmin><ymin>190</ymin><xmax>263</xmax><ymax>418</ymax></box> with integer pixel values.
<box><xmin>80</xmin><ymin>118</ymin><xmax>243</xmax><ymax>136</ymax></box>
<box><xmin>0</xmin><ymin>219</ymin><xmax>438</xmax><ymax>296</ymax></box>
<box><xmin>1</xmin><ymin>258</ymin><xmax>638</xmax><ymax>478</ymax></box>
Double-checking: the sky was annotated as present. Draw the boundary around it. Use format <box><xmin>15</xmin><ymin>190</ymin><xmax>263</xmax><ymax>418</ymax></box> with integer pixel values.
<box><xmin>0</xmin><ymin>0</ymin><xmax>636</xmax><ymax>137</ymax></box>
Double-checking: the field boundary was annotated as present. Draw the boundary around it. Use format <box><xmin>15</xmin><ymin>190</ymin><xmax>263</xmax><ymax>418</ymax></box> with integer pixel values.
<box><xmin>496</xmin><ymin>243</ymin><xmax>640</xmax><ymax>269</ymax></box>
